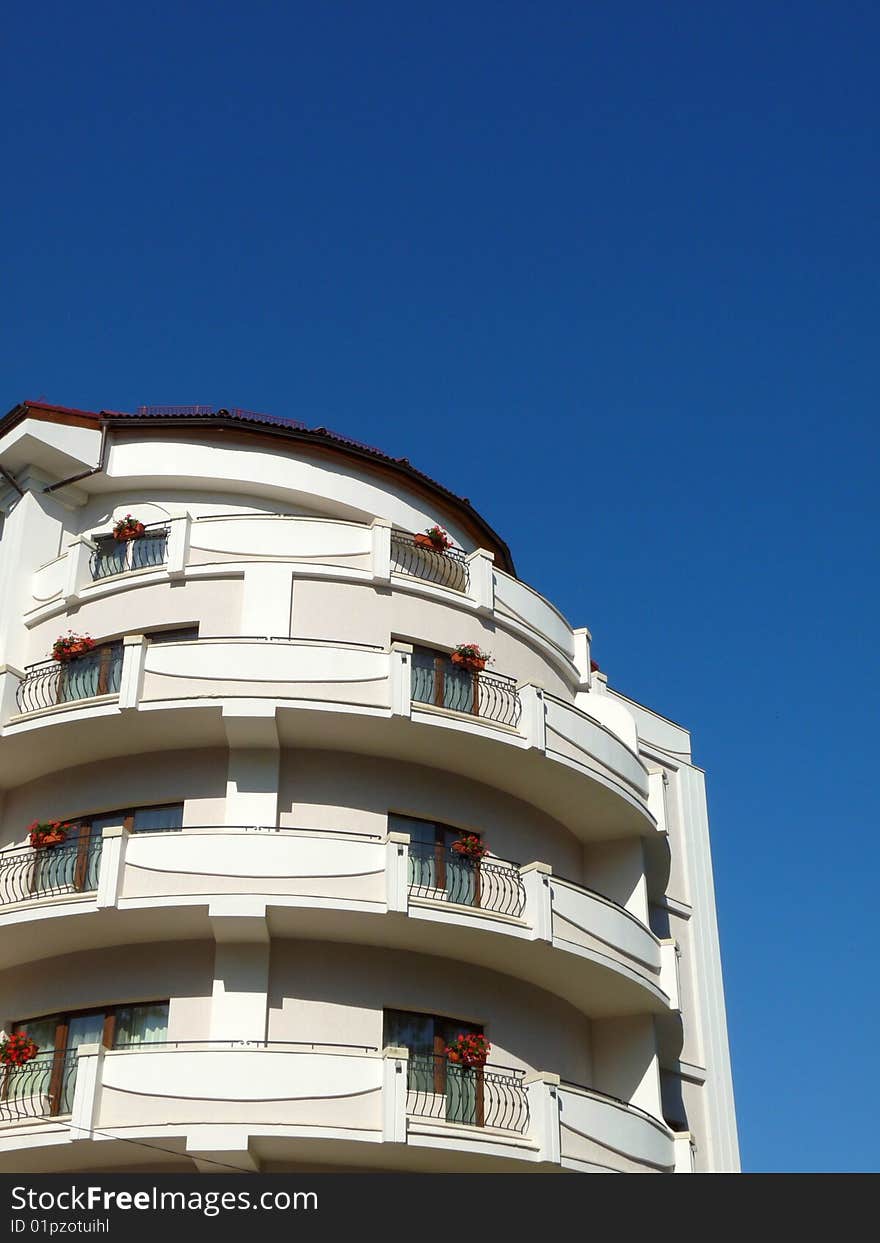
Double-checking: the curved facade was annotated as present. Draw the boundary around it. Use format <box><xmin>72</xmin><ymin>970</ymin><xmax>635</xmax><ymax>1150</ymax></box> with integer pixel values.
<box><xmin>0</xmin><ymin>400</ymin><xmax>739</xmax><ymax>1174</ymax></box>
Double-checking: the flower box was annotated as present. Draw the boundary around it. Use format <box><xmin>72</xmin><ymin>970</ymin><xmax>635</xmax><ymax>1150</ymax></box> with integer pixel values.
<box><xmin>451</xmin><ymin>834</ymin><xmax>489</xmax><ymax>862</ymax></box>
<box><xmin>0</xmin><ymin>1031</ymin><xmax>39</xmax><ymax>1068</ymax></box>
<box><xmin>414</xmin><ymin>525</ymin><xmax>452</xmax><ymax>553</ymax></box>
<box><xmin>52</xmin><ymin>633</ymin><xmax>96</xmax><ymax>663</ymax></box>
<box><xmin>113</xmin><ymin>515</ymin><xmax>146</xmax><ymax>541</ymax></box>
<box><xmin>446</xmin><ymin>1032</ymin><xmax>491</xmax><ymax>1069</ymax></box>
<box><xmin>451</xmin><ymin>644</ymin><xmax>491</xmax><ymax>673</ymax></box>
<box><xmin>28</xmin><ymin>820</ymin><xmax>68</xmax><ymax>849</ymax></box>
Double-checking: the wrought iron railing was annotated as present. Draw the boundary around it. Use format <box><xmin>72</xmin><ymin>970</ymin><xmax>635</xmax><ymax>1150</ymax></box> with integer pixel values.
<box><xmin>0</xmin><ymin>1049</ymin><xmax>78</xmax><ymax>1121</ymax></box>
<box><xmin>411</xmin><ymin>658</ymin><xmax>521</xmax><ymax>728</ymax></box>
<box><xmin>406</xmin><ymin>1053</ymin><xmax>528</xmax><ymax>1133</ymax></box>
<box><xmin>408</xmin><ymin>843</ymin><xmax>525</xmax><ymax>917</ymax></box>
<box><xmin>15</xmin><ymin>644</ymin><xmax>124</xmax><ymax>714</ymax></box>
<box><xmin>390</xmin><ymin>532</ymin><xmax>470</xmax><ymax>592</ymax></box>
<box><xmin>0</xmin><ymin>836</ymin><xmax>103</xmax><ymax>908</ymax></box>
<box><xmin>90</xmin><ymin>523</ymin><xmax>170</xmax><ymax>580</ymax></box>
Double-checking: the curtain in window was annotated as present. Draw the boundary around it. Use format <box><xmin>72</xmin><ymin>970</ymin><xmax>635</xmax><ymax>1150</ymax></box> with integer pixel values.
<box><xmin>131</xmin><ymin>805</ymin><xmax>184</xmax><ymax>833</ymax></box>
<box><xmin>114</xmin><ymin>1002</ymin><xmax>169</xmax><ymax>1046</ymax></box>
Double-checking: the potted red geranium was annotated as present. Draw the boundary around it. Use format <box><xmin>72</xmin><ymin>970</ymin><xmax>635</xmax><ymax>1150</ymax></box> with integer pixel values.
<box><xmin>451</xmin><ymin>834</ymin><xmax>489</xmax><ymax>862</ymax></box>
<box><xmin>51</xmin><ymin>632</ymin><xmax>96</xmax><ymax>662</ymax></box>
<box><xmin>113</xmin><ymin>514</ymin><xmax>146</xmax><ymax>541</ymax></box>
<box><xmin>0</xmin><ymin>1031</ymin><xmax>39</xmax><ymax>1068</ymax></box>
<box><xmin>28</xmin><ymin>820</ymin><xmax>68</xmax><ymax>849</ymax></box>
<box><xmin>414</xmin><ymin>524</ymin><xmax>452</xmax><ymax>553</ymax></box>
<box><xmin>446</xmin><ymin>1033</ymin><xmax>491</xmax><ymax>1069</ymax></box>
<box><xmin>451</xmin><ymin>643</ymin><xmax>491</xmax><ymax>673</ymax></box>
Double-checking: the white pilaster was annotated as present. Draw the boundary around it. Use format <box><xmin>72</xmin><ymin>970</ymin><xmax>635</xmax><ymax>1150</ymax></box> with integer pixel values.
<box><xmin>62</xmin><ymin>535</ymin><xmax>96</xmax><ymax>605</ymax></box>
<box><xmin>673</xmin><ymin>1131</ymin><xmax>696</xmax><ymax>1173</ymax></box>
<box><xmin>518</xmin><ymin>683</ymin><xmax>546</xmax><ymax>750</ymax></box>
<box><xmin>660</xmin><ymin>940</ymin><xmax>682</xmax><ymax>1011</ymax></box>
<box><xmin>389</xmin><ymin>643</ymin><xmax>412</xmax><ymax>717</ymax></box>
<box><xmin>520</xmin><ymin>862</ymin><xmax>553</xmax><ymax>942</ymax></box>
<box><xmin>70</xmin><ymin>1043</ymin><xmax>104</xmax><ymax>1142</ymax></box>
<box><xmin>572</xmin><ymin>626</ymin><xmax>592</xmax><ymax>688</ymax></box>
<box><xmin>382</xmin><ymin>1046</ymin><xmax>409</xmax><ymax>1143</ymax></box>
<box><xmin>118</xmin><ymin>634</ymin><xmax>147</xmax><ymax>710</ymax></box>
<box><xmin>0</xmin><ymin>664</ymin><xmax>24</xmax><ymax>724</ymax></box>
<box><xmin>95</xmin><ymin>824</ymin><xmax>127</xmax><ymax>909</ymax></box>
<box><xmin>370</xmin><ymin>517</ymin><xmax>391</xmax><ymax>584</ymax></box>
<box><xmin>466</xmin><ymin>548</ymin><xmax>495</xmax><ymax>614</ymax></box>
<box><xmin>385</xmin><ymin>832</ymin><xmax>410</xmax><ymax>913</ymax></box>
<box><xmin>166</xmin><ymin>513</ymin><xmax>191</xmax><ymax>580</ymax></box>
<box><xmin>523</xmin><ymin>1071</ymin><xmax>561</xmax><ymax>1165</ymax></box>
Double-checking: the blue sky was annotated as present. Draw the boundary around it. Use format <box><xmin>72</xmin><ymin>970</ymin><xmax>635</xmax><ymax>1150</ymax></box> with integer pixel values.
<box><xmin>3</xmin><ymin>2</ymin><xmax>877</xmax><ymax>1172</ymax></box>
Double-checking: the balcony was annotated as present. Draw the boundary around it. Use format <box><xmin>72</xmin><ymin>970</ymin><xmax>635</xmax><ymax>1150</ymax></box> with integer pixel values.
<box><xmin>407</xmin><ymin>843</ymin><xmax>526</xmax><ymax>918</ymax></box>
<box><xmin>0</xmin><ymin>836</ymin><xmax>103</xmax><ymax>909</ymax></box>
<box><xmin>15</xmin><ymin>644</ymin><xmax>123</xmax><ymax>714</ymax></box>
<box><xmin>90</xmin><ymin>524</ymin><xmax>169</xmax><ymax>581</ymax></box>
<box><xmin>0</xmin><ymin>1049</ymin><xmax>78</xmax><ymax>1124</ymax></box>
<box><xmin>410</xmin><ymin>648</ymin><xmax>522</xmax><ymax>730</ymax></box>
<box><xmin>0</xmin><ymin>827</ymin><xmax>675</xmax><ymax>1018</ymax></box>
<box><xmin>406</xmin><ymin>1052</ymin><xmax>528</xmax><ymax>1133</ymax></box>
<box><xmin>390</xmin><ymin>530</ymin><xmax>470</xmax><ymax>593</ymax></box>
<box><xmin>0</xmin><ymin>1042</ymin><xmax>676</xmax><ymax>1173</ymax></box>
<box><xmin>1</xmin><ymin>637</ymin><xmax>652</xmax><ymax>841</ymax></box>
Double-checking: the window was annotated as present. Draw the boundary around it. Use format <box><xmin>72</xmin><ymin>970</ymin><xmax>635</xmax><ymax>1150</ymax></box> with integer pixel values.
<box><xmin>410</xmin><ymin>645</ymin><xmax>477</xmax><ymax>715</ymax></box>
<box><xmin>384</xmin><ymin>1008</ymin><xmax>485</xmax><ymax>1126</ymax></box>
<box><xmin>7</xmin><ymin>1002</ymin><xmax>169</xmax><ymax>1116</ymax></box>
<box><xmin>390</xmin><ymin>814</ymin><xmax>482</xmax><ymax>906</ymax></box>
<box><xmin>146</xmin><ymin>626</ymin><xmax>199</xmax><ymax>645</ymax></box>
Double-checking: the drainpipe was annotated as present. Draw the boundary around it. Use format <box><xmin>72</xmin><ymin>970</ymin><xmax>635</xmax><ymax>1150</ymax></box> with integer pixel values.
<box><xmin>42</xmin><ymin>422</ymin><xmax>110</xmax><ymax>493</ymax></box>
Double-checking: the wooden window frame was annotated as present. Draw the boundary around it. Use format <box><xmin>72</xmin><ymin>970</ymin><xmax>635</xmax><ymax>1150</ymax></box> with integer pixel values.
<box><xmin>383</xmin><ymin>1008</ymin><xmax>486</xmax><ymax>1127</ymax></box>
<box><xmin>411</xmin><ymin>645</ymin><xmax>481</xmax><ymax>717</ymax></box>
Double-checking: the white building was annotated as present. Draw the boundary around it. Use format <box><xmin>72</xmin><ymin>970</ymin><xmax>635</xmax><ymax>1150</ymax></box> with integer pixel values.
<box><xmin>0</xmin><ymin>400</ymin><xmax>739</xmax><ymax>1174</ymax></box>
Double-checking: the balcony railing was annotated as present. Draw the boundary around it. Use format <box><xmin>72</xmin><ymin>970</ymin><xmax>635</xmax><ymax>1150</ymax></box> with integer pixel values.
<box><xmin>0</xmin><ymin>1049</ymin><xmax>78</xmax><ymax>1121</ymax></box>
<box><xmin>0</xmin><ymin>837</ymin><xmax>103</xmax><ymax>908</ymax></box>
<box><xmin>411</xmin><ymin>657</ymin><xmax>521</xmax><ymax>729</ymax></box>
<box><xmin>408</xmin><ymin>843</ymin><xmax>525</xmax><ymax>917</ymax></box>
<box><xmin>15</xmin><ymin>644</ymin><xmax>124</xmax><ymax>714</ymax></box>
<box><xmin>406</xmin><ymin>1053</ymin><xmax>528</xmax><ymax>1133</ymax></box>
<box><xmin>390</xmin><ymin>532</ymin><xmax>470</xmax><ymax>593</ymax></box>
<box><xmin>90</xmin><ymin>524</ymin><xmax>170</xmax><ymax>581</ymax></box>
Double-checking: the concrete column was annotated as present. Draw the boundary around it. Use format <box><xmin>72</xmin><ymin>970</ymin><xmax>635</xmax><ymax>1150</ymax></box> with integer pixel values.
<box><xmin>222</xmin><ymin>705</ymin><xmax>280</xmax><ymax>827</ymax></box>
<box><xmin>648</xmin><ymin>769</ymin><xmax>669</xmax><ymax>834</ymax></box>
<box><xmin>208</xmin><ymin>899</ymin><xmax>270</xmax><ymax>1043</ymax></box>
<box><xmin>523</xmin><ymin>1072</ymin><xmax>561</xmax><ymax>1165</ymax></box>
<box><xmin>591</xmin><ymin>1015</ymin><xmax>664</xmax><ymax>1121</ymax></box>
<box><xmin>520</xmin><ymin>862</ymin><xmax>553</xmax><ymax>942</ymax></box>
<box><xmin>385</xmin><ymin>832</ymin><xmax>410</xmax><ymax>913</ymax></box>
<box><xmin>466</xmin><ymin>549</ymin><xmax>495</xmax><ymax>614</ymax></box>
<box><xmin>382</xmin><ymin>1046</ymin><xmax>409</xmax><ymax>1143</ymax></box>
<box><xmin>370</xmin><ymin>518</ymin><xmax>391</xmax><ymax>584</ymax></box>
